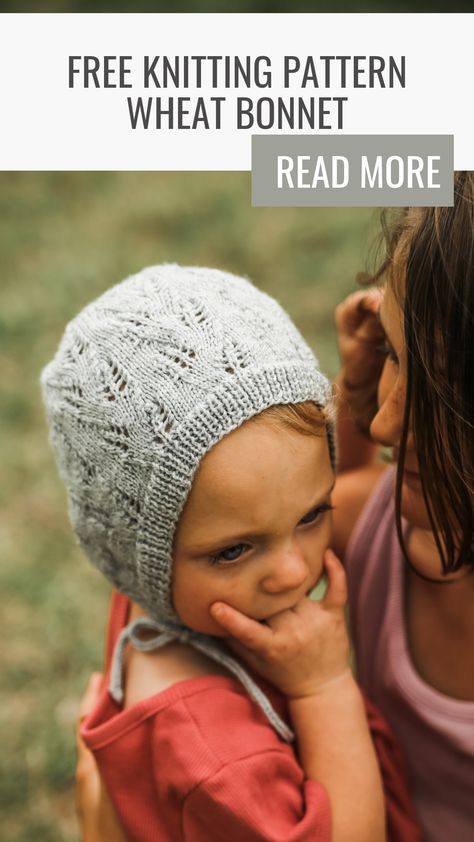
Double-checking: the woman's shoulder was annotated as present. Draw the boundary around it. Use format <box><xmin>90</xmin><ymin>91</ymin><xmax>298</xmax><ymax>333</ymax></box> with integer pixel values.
<box><xmin>331</xmin><ymin>463</ymin><xmax>389</xmax><ymax>560</ymax></box>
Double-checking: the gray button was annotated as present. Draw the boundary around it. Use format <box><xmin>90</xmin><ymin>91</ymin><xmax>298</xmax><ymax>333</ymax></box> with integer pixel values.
<box><xmin>252</xmin><ymin>135</ymin><xmax>454</xmax><ymax>206</ymax></box>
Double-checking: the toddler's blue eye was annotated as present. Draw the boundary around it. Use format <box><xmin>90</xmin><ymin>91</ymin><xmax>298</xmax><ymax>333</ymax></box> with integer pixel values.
<box><xmin>210</xmin><ymin>543</ymin><xmax>248</xmax><ymax>565</ymax></box>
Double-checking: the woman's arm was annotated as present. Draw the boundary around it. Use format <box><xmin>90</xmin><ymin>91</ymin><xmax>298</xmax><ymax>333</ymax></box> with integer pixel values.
<box><xmin>75</xmin><ymin>674</ymin><xmax>129</xmax><ymax>842</ymax></box>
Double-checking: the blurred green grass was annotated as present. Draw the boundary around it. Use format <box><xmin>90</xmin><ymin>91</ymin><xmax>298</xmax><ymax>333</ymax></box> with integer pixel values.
<box><xmin>0</xmin><ymin>172</ymin><xmax>378</xmax><ymax>841</ymax></box>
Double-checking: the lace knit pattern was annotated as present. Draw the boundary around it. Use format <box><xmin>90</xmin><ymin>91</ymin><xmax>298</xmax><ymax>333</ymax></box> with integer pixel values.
<box><xmin>41</xmin><ymin>264</ymin><xmax>332</xmax><ymax>624</ymax></box>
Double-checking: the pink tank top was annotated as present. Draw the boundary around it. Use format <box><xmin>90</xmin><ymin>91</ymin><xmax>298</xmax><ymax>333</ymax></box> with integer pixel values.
<box><xmin>345</xmin><ymin>466</ymin><xmax>474</xmax><ymax>842</ymax></box>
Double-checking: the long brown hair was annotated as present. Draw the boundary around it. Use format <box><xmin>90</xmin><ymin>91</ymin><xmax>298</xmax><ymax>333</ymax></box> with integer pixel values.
<box><xmin>375</xmin><ymin>173</ymin><xmax>474</xmax><ymax>573</ymax></box>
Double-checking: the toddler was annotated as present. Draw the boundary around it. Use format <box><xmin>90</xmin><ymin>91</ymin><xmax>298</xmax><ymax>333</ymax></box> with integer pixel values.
<box><xmin>42</xmin><ymin>265</ymin><xmax>419</xmax><ymax>842</ymax></box>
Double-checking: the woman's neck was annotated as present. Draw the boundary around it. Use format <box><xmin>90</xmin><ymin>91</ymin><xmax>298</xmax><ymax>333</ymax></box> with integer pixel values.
<box><xmin>405</xmin><ymin>527</ymin><xmax>474</xmax><ymax>700</ymax></box>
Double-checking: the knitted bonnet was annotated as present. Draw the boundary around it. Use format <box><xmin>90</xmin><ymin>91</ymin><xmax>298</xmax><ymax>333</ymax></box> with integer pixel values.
<box><xmin>42</xmin><ymin>265</ymin><xmax>333</xmax><ymax>739</ymax></box>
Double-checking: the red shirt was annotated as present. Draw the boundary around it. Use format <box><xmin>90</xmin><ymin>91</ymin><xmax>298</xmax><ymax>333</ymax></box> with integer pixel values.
<box><xmin>81</xmin><ymin>591</ymin><xmax>421</xmax><ymax>842</ymax></box>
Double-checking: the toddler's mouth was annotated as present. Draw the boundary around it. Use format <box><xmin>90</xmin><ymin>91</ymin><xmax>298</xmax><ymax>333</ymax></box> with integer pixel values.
<box><xmin>258</xmin><ymin>580</ymin><xmax>321</xmax><ymax>621</ymax></box>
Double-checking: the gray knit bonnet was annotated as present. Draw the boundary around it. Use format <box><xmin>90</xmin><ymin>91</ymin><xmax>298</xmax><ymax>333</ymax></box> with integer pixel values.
<box><xmin>42</xmin><ymin>264</ymin><xmax>333</xmax><ymax>741</ymax></box>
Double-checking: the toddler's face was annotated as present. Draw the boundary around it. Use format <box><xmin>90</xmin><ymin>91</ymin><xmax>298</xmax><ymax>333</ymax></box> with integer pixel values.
<box><xmin>172</xmin><ymin>416</ymin><xmax>334</xmax><ymax>636</ymax></box>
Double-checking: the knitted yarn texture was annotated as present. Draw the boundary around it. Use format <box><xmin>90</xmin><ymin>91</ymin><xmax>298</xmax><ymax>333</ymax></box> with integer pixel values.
<box><xmin>42</xmin><ymin>264</ymin><xmax>332</xmax><ymax>626</ymax></box>
<box><xmin>42</xmin><ymin>265</ymin><xmax>335</xmax><ymax>740</ymax></box>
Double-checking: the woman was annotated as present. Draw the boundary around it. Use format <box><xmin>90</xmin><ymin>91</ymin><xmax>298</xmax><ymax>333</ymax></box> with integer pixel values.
<box><xmin>76</xmin><ymin>175</ymin><xmax>474</xmax><ymax>841</ymax></box>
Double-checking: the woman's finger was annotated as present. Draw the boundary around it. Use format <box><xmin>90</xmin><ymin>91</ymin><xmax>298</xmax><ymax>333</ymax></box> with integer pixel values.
<box><xmin>76</xmin><ymin>673</ymin><xmax>104</xmax><ymax>772</ymax></box>
<box><xmin>79</xmin><ymin>672</ymin><xmax>104</xmax><ymax>721</ymax></box>
<box><xmin>336</xmin><ymin>288</ymin><xmax>383</xmax><ymax>333</ymax></box>
<box><xmin>321</xmin><ymin>549</ymin><xmax>348</xmax><ymax>610</ymax></box>
<box><xmin>210</xmin><ymin>602</ymin><xmax>274</xmax><ymax>651</ymax></box>
<box><xmin>358</xmin><ymin>287</ymin><xmax>384</xmax><ymax>312</ymax></box>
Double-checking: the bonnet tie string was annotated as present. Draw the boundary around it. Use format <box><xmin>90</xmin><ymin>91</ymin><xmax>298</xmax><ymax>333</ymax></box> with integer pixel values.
<box><xmin>109</xmin><ymin>616</ymin><xmax>294</xmax><ymax>743</ymax></box>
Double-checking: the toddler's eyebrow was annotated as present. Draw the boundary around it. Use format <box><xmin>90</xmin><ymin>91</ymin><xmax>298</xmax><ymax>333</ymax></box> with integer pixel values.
<box><xmin>183</xmin><ymin>480</ymin><xmax>336</xmax><ymax>556</ymax></box>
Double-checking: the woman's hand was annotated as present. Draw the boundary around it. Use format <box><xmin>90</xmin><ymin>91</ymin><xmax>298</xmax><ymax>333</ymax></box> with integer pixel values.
<box><xmin>335</xmin><ymin>288</ymin><xmax>385</xmax><ymax>437</ymax></box>
<box><xmin>75</xmin><ymin>673</ymin><xmax>128</xmax><ymax>842</ymax></box>
<box><xmin>336</xmin><ymin>287</ymin><xmax>385</xmax><ymax>389</ymax></box>
<box><xmin>210</xmin><ymin>549</ymin><xmax>351</xmax><ymax>699</ymax></box>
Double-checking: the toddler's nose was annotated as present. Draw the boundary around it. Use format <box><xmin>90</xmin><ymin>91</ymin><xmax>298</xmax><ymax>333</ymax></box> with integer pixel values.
<box><xmin>261</xmin><ymin>547</ymin><xmax>309</xmax><ymax>594</ymax></box>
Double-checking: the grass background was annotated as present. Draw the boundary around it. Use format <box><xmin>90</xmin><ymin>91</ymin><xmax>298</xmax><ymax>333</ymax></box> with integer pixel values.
<box><xmin>0</xmin><ymin>172</ymin><xmax>379</xmax><ymax>841</ymax></box>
